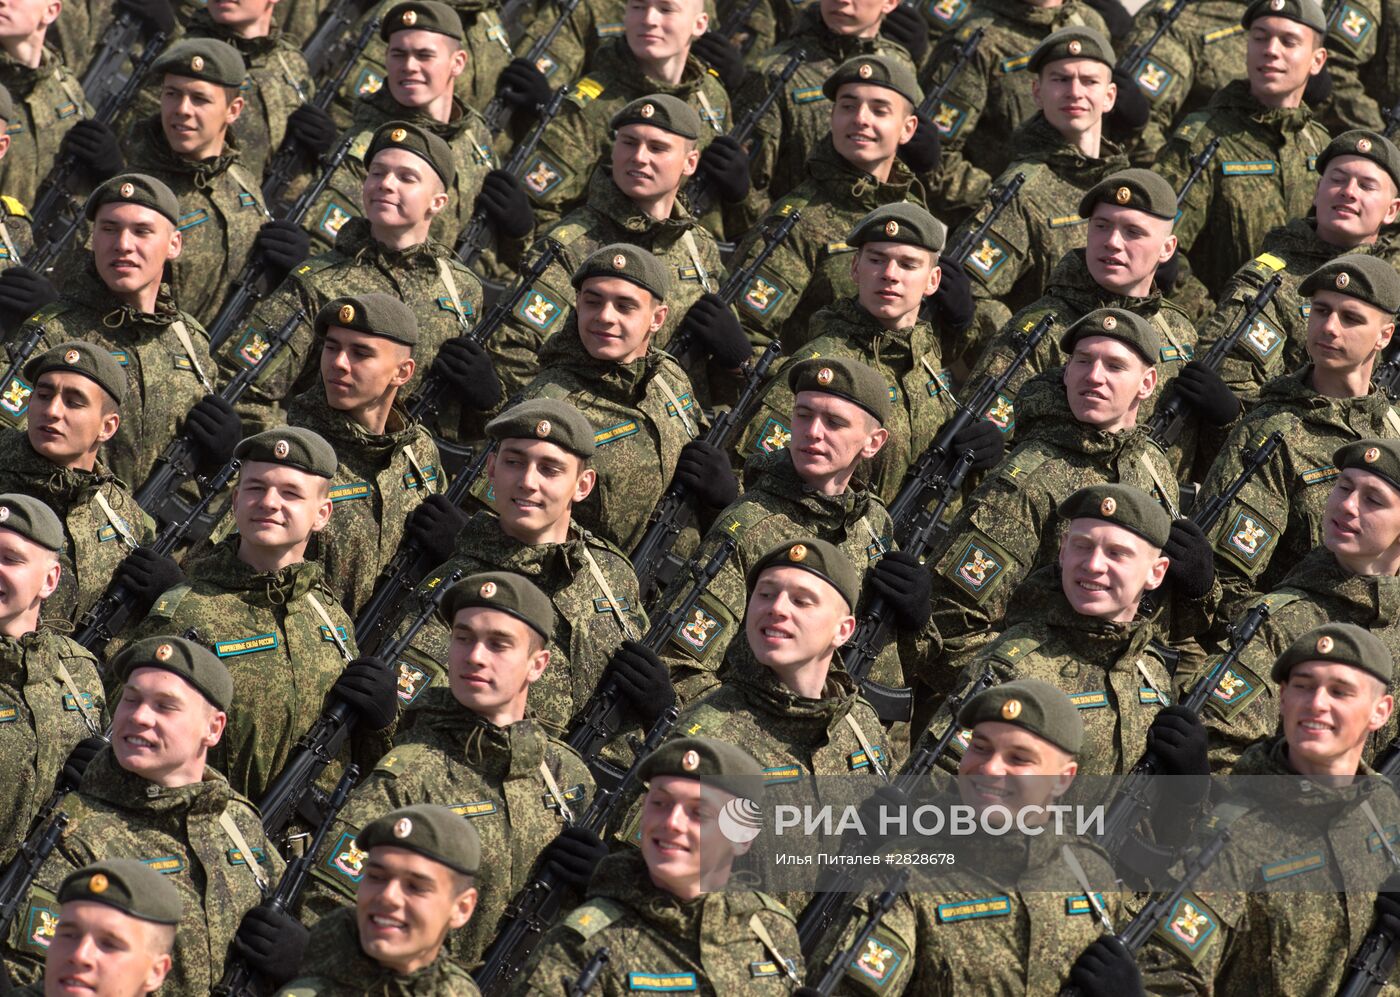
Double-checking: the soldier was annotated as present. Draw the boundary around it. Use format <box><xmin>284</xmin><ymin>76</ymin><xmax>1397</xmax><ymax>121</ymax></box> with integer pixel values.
<box><xmin>278</xmin><ymin>805</ymin><xmax>484</xmax><ymax>995</ymax></box>
<box><xmin>0</xmin><ymin>493</ymin><xmax>107</xmax><ymax>865</ymax></box>
<box><xmin>1157</xmin><ymin>0</ymin><xmax>1332</xmax><ymax>299</ymax></box>
<box><xmin>216</xmin><ymin>121</ymin><xmax>496</xmax><ymax>444</ymax></box>
<box><xmin>517</xmin><ymin>736</ymin><xmax>804</xmax><ymax>995</ymax></box>
<box><xmin>0</xmin><ymin>84</ymin><xmax>35</xmax><ymax>271</ymax></box>
<box><xmin>0</xmin><ymin>174</ymin><xmax>242</xmax><ymax>492</ymax></box>
<box><xmin>1201</xmin><ymin>128</ymin><xmax>1400</xmax><ymax>402</ymax></box>
<box><xmin>2</xmin><ymin>636</ymin><xmax>306</xmax><ymax>994</ymax></box>
<box><xmin>302</xmin><ymin>573</ymin><xmax>597</xmax><ymax>968</ymax></box>
<box><xmin>123</xmin><ymin>428</ymin><xmax>398</xmax><ymax>804</ymax></box>
<box><xmin>1199</xmin><ymin>255</ymin><xmax>1400</xmax><ymax>622</ymax></box>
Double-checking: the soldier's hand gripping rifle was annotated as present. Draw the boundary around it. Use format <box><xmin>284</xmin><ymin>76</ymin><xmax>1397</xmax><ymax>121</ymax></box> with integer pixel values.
<box><xmin>803</xmin><ymin>868</ymin><xmax>911</xmax><ymax>997</ymax></box>
<box><xmin>474</xmin><ymin>704</ymin><xmax>682</xmax><ymax>996</ymax></box>
<box><xmin>941</xmin><ymin>172</ymin><xmax>1026</xmax><ymax>268</ymax></box>
<box><xmin>78</xmin><ymin>11</ymin><xmax>155</xmax><ymax>106</ymax></box>
<box><xmin>258</xmin><ymin>569</ymin><xmax>463</xmax><ymax>840</ymax></box>
<box><xmin>0</xmin><ymin>811</ymin><xmax>68</xmax><ymax>946</ymax></box>
<box><xmin>1114</xmin><ymin>0</ymin><xmax>1190</xmax><ymax>78</ymax></box>
<box><xmin>213</xmin><ymin>765</ymin><xmax>358</xmax><ymax>997</ymax></box>
<box><xmin>481</xmin><ymin>0</ymin><xmax>584</xmax><ymax>136</ymax></box>
<box><xmin>567</xmin><ymin>947</ymin><xmax>610</xmax><ymax>997</ymax></box>
<box><xmin>916</xmin><ymin>27</ymin><xmax>984</xmax><ymax>120</ymax></box>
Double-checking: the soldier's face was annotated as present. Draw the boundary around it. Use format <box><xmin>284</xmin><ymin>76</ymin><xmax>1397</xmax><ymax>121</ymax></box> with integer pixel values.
<box><xmin>1246</xmin><ymin>17</ymin><xmax>1326</xmax><ymax>105</ymax></box>
<box><xmin>1280</xmin><ymin>661</ymin><xmax>1392</xmax><ymax>776</ymax></box>
<box><xmin>447</xmin><ymin>606</ymin><xmax>550</xmax><ymax>723</ymax></box>
<box><xmin>44</xmin><ymin>902</ymin><xmax>173</xmax><ymax>997</ymax></box>
<box><xmin>820</xmin><ymin>0</ymin><xmax>899</xmax><ymax>37</ymax></box>
<box><xmin>611</xmin><ymin>124</ymin><xmax>700</xmax><ymax>202</ymax></box>
<box><xmin>320</xmin><ymin>327</ymin><xmax>415</xmax><ymax>415</ymax></box>
<box><xmin>0</xmin><ymin>528</ymin><xmax>60</xmax><ymax>634</ymax></box>
<box><xmin>0</xmin><ymin>0</ymin><xmax>60</xmax><ymax>44</ymax></box>
<box><xmin>624</xmin><ymin>0</ymin><xmax>707</xmax><ymax>65</ymax></box>
<box><xmin>1057</xmin><ymin>519</ymin><xmax>1167</xmax><ymax>623</ymax></box>
<box><xmin>357</xmin><ymin>846</ymin><xmax>477</xmax><ymax>976</ymax></box>
<box><xmin>1314</xmin><ymin>156</ymin><xmax>1400</xmax><ymax>246</ymax></box>
<box><xmin>1324</xmin><ymin>468</ymin><xmax>1400</xmax><ymax>564</ymax></box>
<box><xmin>159</xmin><ymin>76</ymin><xmax>244</xmax><ymax>161</ymax></box>
<box><xmin>957</xmin><ymin>722</ymin><xmax>1077</xmax><ymax>822</ymax></box>
<box><xmin>386</xmin><ymin>30</ymin><xmax>467</xmax><ymax>106</ymax></box>
<box><xmin>830</xmin><ymin>84</ymin><xmax>918</xmax><ymax>173</ymax></box>
<box><xmin>851</xmin><ymin>242</ymin><xmax>940</xmax><ymax>326</ymax></box>
<box><xmin>1062</xmin><ymin>336</ymin><xmax>1156</xmax><ymax>432</ymax></box>
<box><xmin>641</xmin><ymin>777</ymin><xmax>748</xmax><ymax>899</ymax></box>
<box><xmin>745</xmin><ymin>566</ymin><xmax>856</xmax><ymax>672</ymax></box>
<box><xmin>488</xmin><ymin>439</ymin><xmax>595</xmax><ymax>539</ymax></box>
<box><xmin>1031</xmin><ymin>59</ymin><xmax>1115</xmax><ymax>137</ymax></box>
<box><xmin>1085</xmin><ymin>205</ymin><xmax>1176</xmax><ymax>297</ymax></box>
<box><xmin>576</xmin><ymin>277</ymin><xmax>668</xmax><ymax>363</ymax></box>
<box><xmin>206</xmin><ymin>0</ymin><xmax>277</xmax><ymax>32</ymax></box>
<box><xmin>232</xmin><ymin>462</ymin><xmax>334</xmax><ymax>553</ymax></box>
<box><xmin>112</xmin><ymin>668</ymin><xmax>226</xmax><ymax>788</ymax></box>
<box><xmin>1306</xmin><ymin>289</ymin><xmax>1394</xmax><ymax>374</ymax></box>
<box><xmin>789</xmin><ymin>391</ymin><xmax>888</xmax><ymax>483</ymax></box>
<box><xmin>28</xmin><ymin>371</ymin><xmax>121</xmax><ymax>468</ymax></box>
<box><xmin>92</xmin><ymin>205</ymin><xmax>181</xmax><ymax>301</ymax></box>
<box><xmin>363</xmin><ymin>149</ymin><xmax>450</xmax><ymax>229</ymax></box>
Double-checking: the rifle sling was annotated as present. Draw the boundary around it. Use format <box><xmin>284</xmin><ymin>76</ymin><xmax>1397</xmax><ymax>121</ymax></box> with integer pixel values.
<box><xmin>403</xmin><ymin>443</ymin><xmax>430</xmax><ymax>491</ymax></box>
<box><xmin>219</xmin><ymin>810</ymin><xmax>270</xmax><ymax>893</ymax></box>
<box><xmin>54</xmin><ymin>663</ymin><xmax>99</xmax><ymax>737</ymax></box>
<box><xmin>750</xmin><ymin>914</ymin><xmax>802</xmax><ymax>984</ymax></box>
<box><xmin>653</xmin><ymin>372</ymin><xmax>698</xmax><ymax>439</ymax></box>
<box><xmin>305</xmin><ymin>592</ymin><xmax>354</xmax><ymax>662</ymax></box>
<box><xmin>581</xmin><ymin>545</ymin><xmax>639</xmax><ymax>641</ymax></box>
<box><xmin>842</xmin><ymin>713</ymin><xmax>886</xmax><ymax>782</ymax></box>
<box><xmin>539</xmin><ymin>761</ymin><xmax>574</xmax><ymax>824</ymax></box>
<box><xmin>679</xmin><ymin>230</ymin><xmax>713</xmax><ymax>293</ymax></box>
<box><xmin>1361</xmin><ymin>800</ymin><xmax>1400</xmax><ymax>870</ymax></box>
<box><xmin>93</xmin><ymin>491</ymin><xmax>139</xmax><ymax>551</ymax></box>
<box><xmin>1061</xmin><ymin>844</ymin><xmax>1113</xmax><ymax>934</ymax></box>
<box><xmin>169</xmin><ymin>320</ymin><xmax>216</xmax><ymax>393</ymax></box>
<box><xmin>435</xmin><ymin>258</ymin><xmax>471</xmax><ymax>334</ymax></box>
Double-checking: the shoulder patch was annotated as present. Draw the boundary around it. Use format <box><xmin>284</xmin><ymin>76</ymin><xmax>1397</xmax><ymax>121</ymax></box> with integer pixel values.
<box><xmin>563</xmin><ymin>898</ymin><xmax>627</xmax><ymax>939</ymax></box>
<box><xmin>756</xmin><ymin>891</ymin><xmax>795</xmax><ymax>921</ymax></box>
<box><xmin>0</xmin><ymin>195</ymin><xmax>28</xmax><ymax>218</ymax></box>
<box><xmin>1151</xmin><ymin>891</ymin><xmax>1222</xmax><ymax>965</ymax></box>
<box><xmin>148</xmin><ymin>582</ymin><xmax>193</xmax><ymax>619</ymax></box>
<box><xmin>988</xmin><ymin>636</ymin><xmax>1043</xmax><ymax>669</ymax></box>
<box><xmin>569</xmin><ymin>77</ymin><xmax>604</xmax><ymax>104</ymax></box>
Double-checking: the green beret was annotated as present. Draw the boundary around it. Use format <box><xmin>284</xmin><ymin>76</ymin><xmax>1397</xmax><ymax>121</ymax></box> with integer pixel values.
<box><xmin>1058</xmin><ymin>307</ymin><xmax>1162</xmax><ymax>365</ymax></box>
<box><xmin>367</xmin><ymin>121</ymin><xmax>456</xmax><ymax>190</ymax></box>
<box><xmin>0</xmin><ymin>84</ymin><xmax>15</xmax><ymax>125</ymax></box>
<box><xmin>486</xmin><ymin>398</ymin><xmax>596</xmax><ymax>457</ymax></box>
<box><xmin>0</xmin><ymin>493</ymin><xmax>64</xmax><ymax>551</ymax></box>
<box><xmin>1271</xmin><ymin>622</ymin><xmax>1392</xmax><ymax>685</ymax></box>
<box><xmin>1058</xmin><ymin>483</ymin><xmax>1172</xmax><ymax>549</ymax></box>
<box><xmin>957</xmin><ymin>679</ymin><xmax>1083</xmax><ymax>756</ymax></box>
<box><xmin>441</xmin><ymin>571</ymin><xmax>555</xmax><ymax>641</ymax></box>
<box><xmin>315</xmin><ymin>294</ymin><xmax>419</xmax><ymax>347</ymax></box>
<box><xmin>1078</xmin><ymin>168</ymin><xmax>1177</xmax><ymax>221</ymax></box>
<box><xmin>234</xmin><ymin>427</ymin><xmax>338</xmax><ymax>478</ymax></box>
<box><xmin>786</xmin><ymin>355</ymin><xmax>891</xmax><ymax>425</ymax></box>
<box><xmin>111</xmin><ymin>635</ymin><xmax>234</xmax><ymax>711</ymax></box>
<box><xmin>821</xmin><ymin>54</ymin><xmax>923</xmax><ymax>108</ymax></box>
<box><xmin>1299</xmin><ymin>255</ymin><xmax>1400</xmax><ymax>314</ymax></box>
<box><xmin>25</xmin><ymin>341</ymin><xmax>127</xmax><ymax>405</ymax></box>
<box><xmin>84</xmin><ymin>173</ymin><xmax>180</xmax><ymax>226</ymax></box>
<box><xmin>610</xmin><ymin>94</ymin><xmax>701</xmax><ymax>141</ymax></box>
<box><xmin>1335</xmin><ymin>439</ymin><xmax>1400</xmax><ymax>494</ymax></box>
<box><xmin>571</xmin><ymin>243</ymin><xmax>669</xmax><ymax>302</ymax></box>
<box><xmin>848</xmin><ymin>202</ymin><xmax>947</xmax><ymax>253</ymax></box>
<box><xmin>1317</xmin><ymin>130</ymin><xmax>1400</xmax><ymax>192</ymax></box>
<box><xmin>1028</xmin><ymin>27</ymin><xmax>1114</xmax><ymax>73</ymax></box>
<box><xmin>638</xmin><ymin>736</ymin><xmax>763</xmax><ymax>798</ymax></box>
<box><xmin>1242</xmin><ymin>0</ymin><xmax>1327</xmax><ymax>34</ymax></box>
<box><xmin>381</xmin><ymin>0</ymin><xmax>465</xmax><ymax>43</ymax></box>
<box><xmin>746</xmin><ymin>536</ymin><xmax>861</xmax><ymax>612</ymax></box>
<box><xmin>357</xmin><ymin>804</ymin><xmax>481</xmax><ymax>876</ymax></box>
<box><xmin>58</xmin><ymin>860</ymin><xmax>182</xmax><ymax>926</ymax></box>
<box><xmin>154</xmin><ymin>38</ymin><xmax>246</xmax><ymax>88</ymax></box>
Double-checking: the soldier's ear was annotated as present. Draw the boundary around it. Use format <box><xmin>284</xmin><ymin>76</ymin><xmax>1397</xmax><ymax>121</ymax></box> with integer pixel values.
<box><xmin>167</xmin><ymin>228</ymin><xmax>184</xmax><ymax>261</ymax></box>
<box><xmin>574</xmin><ymin>466</ymin><xmax>598</xmax><ymax>503</ymax></box>
<box><xmin>1377</xmin><ymin>321</ymin><xmax>1395</xmax><ymax>355</ymax></box>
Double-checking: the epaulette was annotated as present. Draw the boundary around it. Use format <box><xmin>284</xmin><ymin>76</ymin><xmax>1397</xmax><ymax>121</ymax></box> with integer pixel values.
<box><xmin>0</xmin><ymin>195</ymin><xmax>28</xmax><ymax>219</ymax></box>
<box><xmin>673</xmin><ymin>700</ymin><xmax>729</xmax><ymax>739</ymax></box>
<box><xmin>755</xmin><ymin>892</ymin><xmax>795</xmax><ymax>921</ymax></box>
<box><xmin>988</xmin><ymin>635</ymin><xmax>1042</xmax><ymax>669</ymax></box>
<box><xmin>713</xmin><ymin>502</ymin><xmax>773</xmax><ymax>544</ymax></box>
<box><xmin>561</xmin><ymin>898</ymin><xmax>627</xmax><ymax>939</ymax></box>
<box><xmin>348</xmin><ymin>128</ymin><xmax>374</xmax><ymax>163</ymax></box>
<box><xmin>292</xmin><ymin>254</ymin><xmax>342</xmax><ymax>280</ymax></box>
<box><xmin>1172</xmin><ymin>113</ymin><xmax>1210</xmax><ymax>145</ymax></box>
<box><xmin>148</xmin><ymin>582</ymin><xmax>194</xmax><ymax>620</ymax></box>
<box><xmin>1239</xmin><ymin>252</ymin><xmax>1287</xmax><ymax>285</ymax></box>
<box><xmin>27</xmin><ymin>299</ymin><xmax>73</xmax><ymax>326</ymax></box>
<box><xmin>371</xmin><ymin>742</ymin><xmax>428</xmax><ymax>778</ymax></box>
<box><xmin>998</xmin><ymin>446</ymin><xmax>1050</xmax><ymax>483</ymax></box>
<box><xmin>772</xmin><ymin>193</ymin><xmax>810</xmax><ymax>219</ymax></box>
<box><xmin>567</xmin><ymin>76</ymin><xmax>605</xmax><ymax>107</ymax></box>
<box><xmin>547</xmin><ymin>222</ymin><xmax>589</xmax><ymax>247</ymax></box>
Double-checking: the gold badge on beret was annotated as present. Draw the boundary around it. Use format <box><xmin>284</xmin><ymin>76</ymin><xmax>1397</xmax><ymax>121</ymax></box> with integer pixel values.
<box><xmin>191</xmin><ymin>55</ymin><xmax>205</xmax><ymax>72</ymax></box>
<box><xmin>682</xmin><ymin>749</ymin><xmax>700</xmax><ymax>771</ymax></box>
<box><xmin>338</xmin><ymin>303</ymin><xmax>355</xmax><ymax>324</ymax></box>
<box><xmin>858</xmin><ymin>63</ymin><xmax>873</xmax><ymax>78</ymax></box>
<box><xmin>0</xmin><ymin>507</ymin><xmax>9</xmax><ymax>523</ymax></box>
<box><xmin>1001</xmin><ymin>699</ymin><xmax>1022</xmax><ymax>720</ymax></box>
<box><xmin>1068</xmin><ymin>39</ymin><xmax>1082</xmax><ymax>55</ymax></box>
<box><xmin>480</xmin><ymin>581</ymin><xmax>497</xmax><ymax>598</ymax></box>
<box><xmin>816</xmin><ymin>366</ymin><xmax>834</xmax><ymax>385</ymax></box>
<box><xmin>1336</xmin><ymin>272</ymin><xmax>1351</xmax><ymax>289</ymax></box>
<box><xmin>1115</xmin><ymin>186</ymin><xmax>1131</xmax><ymax>204</ymax></box>
<box><xmin>390</xmin><ymin>127</ymin><xmax>407</xmax><ymax>142</ymax></box>
<box><xmin>1102</xmin><ymin>314</ymin><xmax>1118</xmax><ymax>331</ymax></box>
<box><xmin>155</xmin><ymin>643</ymin><xmax>173</xmax><ymax>662</ymax></box>
<box><xmin>1270</xmin><ymin>0</ymin><xmax>1285</xmax><ymax>9</ymax></box>
<box><xmin>535</xmin><ymin>419</ymin><xmax>552</xmax><ymax>438</ymax></box>
<box><xmin>1359</xmin><ymin>137</ymin><xmax>1373</xmax><ymax>153</ymax></box>
<box><xmin>1101</xmin><ymin>496</ymin><xmax>1117</xmax><ymax>516</ymax></box>
<box><xmin>393</xmin><ymin>817</ymin><xmax>413</xmax><ymax>838</ymax></box>
<box><xmin>119</xmin><ymin>182</ymin><xmax>135</xmax><ymax>198</ymax></box>
<box><xmin>402</xmin><ymin>8</ymin><xmax>418</xmax><ymax>24</ymax></box>
<box><xmin>884</xmin><ymin>219</ymin><xmax>899</xmax><ymax>236</ymax></box>
<box><xmin>788</xmin><ymin>543</ymin><xmax>808</xmax><ymax>562</ymax></box>
<box><xmin>1317</xmin><ymin>635</ymin><xmax>1335</xmax><ymax>654</ymax></box>
<box><xmin>274</xmin><ymin>439</ymin><xmax>290</xmax><ymax>459</ymax></box>
<box><xmin>88</xmin><ymin>874</ymin><xmax>108</xmax><ymax>894</ymax></box>
<box><xmin>640</xmin><ymin>102</ymin><xmax>655</xmax><ymax>118</ymax></box>
<box><xmin>1366</xmin><ymin>446</ymin><xmax>1381</xmax><ymax>463</ymax></box>
<box><xmin>612</xmin><ymin>253</ymin><xmax>627</xmax><ymax>270</ymax></box>
<box><xmin>64</xmin><ymin>349</ymin><xmax>80</xmax><ymax>364</ymax></box>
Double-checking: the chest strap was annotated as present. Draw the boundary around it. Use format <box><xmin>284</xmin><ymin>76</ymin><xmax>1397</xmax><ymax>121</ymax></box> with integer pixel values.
<box><xmin>695</xmin><ymin>90</ymin><xmax>722</xmax><ymax>133</ymax></box>
<box><xmin>749</xmin><ymin>913</ymin><xmax>802</xmax><ymax>984</ymax></box>
<box><xmin>679</xmin><ymin>230</ymin><xmax>713</xmax><ymax>294</ymax></box>
<box><xmin>403</xmin><ymin>444</ymin><xmax>431</xmax><ymax>490</ymax></box>
<box><xmin>93</xmin><ymin>491</ymin><xmax>139</xmax><ymax>551</ymax></box>
<box><xmin>55</xmin><ymin>663</ymin><xmax>100</xmax><ymax>736</ymax></box>
<box><xmin>273</xmin><ymin>51</ymin><xmax>309</xmax><ymax>102</ymax></box>
<box><xmin>435</xmin><ymin>257</ymin><xmax>472</xmax><ymax>335</ymax></box>
<box><xmin>227</xmin><ymin>164</ymin><xmax>270</xmax><ymax>219</ymax></box>
<box><xmin>1385</xmin><ymin>407</ymin><xmax>1400</xmax><ymax>437</ymax></box>
<box><xmin>304</xmin><ymin>592</ymin><xmax>354</xmax><ymax>662</ymax></box>
<box><xmin>168</xmin><ymin>320</ymin><xmax>216</xmax><ymax>393</ymax></box>
<box><xmin>1136</xmin><ymin>449</ymin><xmax>1180</xmax><ymax>518</ymax></box>
<box><xmin>1134</xmin><ymin>657</ymin><xmax>1169</xmax><ymax>707</ymax></box>
<box><xmin>653</xmin><ymin>371</ymin><xmax>698</xmax><ymax>439</ymax></box>
<box><xmin>843</xmin><ymin>712</ymin><xmax>887</xmax><ymax>781</ymax></box>
<box><xmin>1061</xmin><ymin>844</ymin><xmax>1113</xmax><ymax>934</ymax></box>
<box><xmin>1360</xmin><ymin>799</ymin><xmax>1400</xmax><ymax>871</ymax></box>
<box><xmin>219</xmin><ymin>810</ymin><xmax>270</xmax><ymax>894</ymax></box>
<box><xmin>580</xmin><ymin>544</ymin><xmax>639</xmax><ymax>641</ymax></box>
<box><xmin>539</xmin><ymin>760</ymin><xmax>574</xmax><ymax>823</ymax></box>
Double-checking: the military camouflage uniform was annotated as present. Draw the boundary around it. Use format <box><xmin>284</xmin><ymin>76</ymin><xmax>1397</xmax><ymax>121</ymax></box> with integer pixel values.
<box><xmin>1157</xmin><ymin>79</ymin><xmax>1331</xmax><ymax>299</ymax></box>
<box><xmin>278</xmin><ymin>907</ymin><xmax>480</xmax><ymax>996</ymax></box>
<box><xmin>0</xmin><ymin>629</ymin><xmax>106</xmax><ymax>865</ymax></box>
<box><xmin>215</xmin><ymin>218</ymin><xmax>483</xmax><ymax>442</ymax></box>
<box><xmin>1317</xmin><ymin>0</ymin><xmax>1388</xmax><ymax>132</ymax></box>
<box><xmin>302</xmin><ymin>704</ymin><xmax>594</xmax><ymax>967</ymax></box>
<box><xmin>517</xmin><ymin>849</ymin><xmax>804</xmax><ymax>997</ymax></box>
<box><xmin>0</xmin><ymin>47</ymin><xmax>90</xmax><ymax>209</ymax></box>
<box><xmin>0</xmin><ymin>270</ymin><xmax>217</xmax><ymax>491</ymax></box>
<box><xmin>1353</xmin><ymin>0</ymin><xmax>1400</xmax><ymax>133</ymax></box>
<box><xmin>0</xmin><ymin>195</ymin><xmax>33</xmax><ymax>271</ymax></box>
<box><xmin>1198</xmin><ymin>365</ymin><xmax>1400</xmax><ymax>622</ymax></box>
<box><xmin>507</xmin><ymin>0</ymin><xmax>624</xmax><ymax>99</ymax></box>
<box><xmin>2</xmin><ymin>750</ymin><xmax>286</xmax><ymax>994</ymax></box>
<box><xmin>0</xmin><ymin>431</ymin><xmax>154</xmax><ymax>624</ymax></box>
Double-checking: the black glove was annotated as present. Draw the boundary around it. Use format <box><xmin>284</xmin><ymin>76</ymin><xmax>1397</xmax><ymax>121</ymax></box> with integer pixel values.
<box><xmin>1171</xmin><ymin>361</ymin><xmax>1240</xmax><ymax>427</ymax></box>
<box><xmin>1067</xmin><ymin>935</ymin><xmax>1144</xmax><ymax>997</ymax></box>
<box><xmin>927</xmin><ymin>257</ymin><xmax>973</xmax><ymax>335</ymax></box>
<box><xmin>897</xmin><ymin>115</ymin><xmax>942</xmax><ymax>176</ymax></box>
<box><xmin>285</xmin><ymin>103</ymin><xmax>337</xmax><ymax>158</ymax></box>
<box><xmin>676</xmin><ymin>293</ymin><xmax>750</xmax><ymax>367</ymax></box>
<box><xmin>603</xmin><ymin>639</ymin><xmax>675</xmax><ymax>726</ymax></box>
<box><xmin>947</xmin><ymin>417</ymin><xmax>1005</xmax><ymax>471</ymax></box>
<box><xmin>697</xmin><ymin>135</ymin><xmax>751</xmax><ymax>205</ymax></box>
<box><xmin>0</xmin><ymin>267</ymin><xmax>58</xmax><ymax>333</ymax></box>
<box><xmin>254</xmin><ymin>220</ymin><xmax>311</xmax><ymax>283</ymax></box>
<box><xmin>1304</xmin><ymin>64</ymin><xmax>1333</xmax><ymax>107</ymax></box>
<box><xmin>1146</xmin><ymin>705</ymin><xmax>1209</xmax><ymax>777</ymax></box>
<box><xmin>331</xmin><ymin>657</ymin><xmax>399</xmax><ymax>731</ymax></box>
<box><xmin>60</xmin><ymin>120</ymin><xmax>124</xmax><ymax>185</ymax></box>
<box><xmin>866</xmin><ymin>550</ymin><xmax>932</xmax><ymax>630</ymax></box>
<box><xmin>474</xmin><ymin>169</ymin><xmax>535</xmax><ymax>239</ymax></box>
<box><xmin>880</xmin><ymin>4</ymin><xmax>929</xmax><ymax>63</ymax></box>
<box><xmin>1163</xmin><ymin>517</ymin><xmax>1215</xmax><ymax>599</ymax></box>
<box><xmin>675</xmin><ymin>440</ymin><xmax>739</xmax><ymax>511</ymax></box>
<box><xmin>406</xmin><ymin>494</ymin><xmax>469</xmax><ymax>553</ymax></box>
<box><xmin>60</xmin><ymin>735</ymin><xmax>108</xmax><ymax>791</ymax></box>
<box><xmin>431</xmin><ymin>337</ymin><xmax>502</xmax><ymax>411</ymax></box>
<box><xmin>184</xmin><ymin>394</ymin><xmax>242</xmax><ymax>474</ymax></box>
<box><xmin>691</xmin><ymin>31</ymin><xmax>746</xmax><ymax>93</ymax></box>
<box><xmin>1155</xmin><ymin>246</ymin><xmax>1182</xmax><ymax>295</ymax></box>
<box><xmin>233</xmin><ymin>904</ymin><xmax>309</xmax><ymax>987</ymax></box>
<box><xmin>114</xmin><ymin>547</ymin><xmax>186</xmax><ymax>605</ymax></box>
<box><xmin>541</xmin><ymin>826</ymin><xmax>609</xmax><ymax>889</ymax></box>
<box><xmin>495</xmin><ymin>57</ymin><xmax>552</xmax><ymax>112</ymax></box>
<box><xmin>1082</xmin><ymin>0</ymin><xmax>1133</xmax><ymax>37</ymax></box>
<box><xmin>118</xmin><ymin>0</ymin><xmax>177</xmax><ymax>34</ymax></box>
<box><xmin>1106</xmin><ymin>68</ymin><xmax>1151</xmax><ymax>136</ymax></box>
<box><xmin>1376</xmin><ymin>872</ymin><xmax>1400</xmax><ymax>936</ymax></box>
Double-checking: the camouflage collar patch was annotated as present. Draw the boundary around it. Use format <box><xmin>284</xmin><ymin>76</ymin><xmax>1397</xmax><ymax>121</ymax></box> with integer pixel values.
<box><xmin>1261</xmin><ymin>852</ymin><xmax>1325</xmax><ymax>881</ymax></box>
<box><xmin>935</xmin><ymin>896</ymin><xmax>1012</xmax><ymax>922</ymax></box>
<box><xmin>1069</xmin><ymin>690</ymin><xmax>1108</xmax><ymax>709</ymax></box>
<box><xmin>214</xmin><ymin>632</ymin><xmax>279</xmax><ymax>657</ymax></box>
<box><xmin>627</xmin><ymin>973</ymin><xmax>697</xmax><ymax>991</ymax></box>
<box><xmin>141</xmin><ymin>856</ymin><xmax>186</xmax><ymax>875</ymax></box>
<box><xmin>329</xmin><ymin>481</ymin><xmax>371</xmax><ymax>502</ymax></box>
<box><xmin>396</xmin><ymin>661</ymin><xmax>432</xmax><ymax>704</ymax></box>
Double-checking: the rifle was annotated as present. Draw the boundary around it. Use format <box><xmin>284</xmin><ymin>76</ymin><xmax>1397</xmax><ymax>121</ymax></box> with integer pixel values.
<box><xmin>212</xmin><ymin>765</ymin><xmax>358</xmax><ymax>997</ymax></box>
<box><xmin>917</xmin><ymin>27</ymin><xmax>984</xmax><ymax>119</ymax></box>
<box><xmin>78</xmin><ymin>12</ymin><xmax>146</xmax><ymax>106</ymax></box>
<box><xmin>134</xmin><ymin>308</ymin><xmax>306</xmax><ymax>528</ymax></box>
<box><xmin>566</xmin><ymin>538</ymin><xmax>737</xmax><ymax>767</ymax></box>
<box><xmin>942</xmin><ymin>172</ymin><xmax>1026</xmax><ymax>268</ymax></box>
<box><xmin>474</xmin><ymin>703</ymin><xmax>683</xmax><ymax>995</ymax></box>
<box><xmin>258</xmin><ymin>568</ymin><xmax>463</xmax><ymax>840</ymax></box>
<box><xmin>1387</xmin><ymin>97</ymin><xmax>1400</xmax><ymax>141</ymax></box>
<box><xmin>804</xmin><ymin>869</ymin><xmax>910</xmax><ymax>997</ymax></box>
<box><xmin>681</xmin><ymin>49</ymin><xmax>806</xmax><ymax>218</ymax></box>
<box><xmin>630</xmin><ymin>339</ymin><xmax>782</xmax><ymax>605</ymax></box>
<box><xmin>1115</xmin><ymin>0</ymin><xmax>1190</xmax><ymax>77</ymax></box>
<box><xmin>1176</xmin><ymin>136</ymin><xmax>1222</xmax><ymax>208</ymax></box>
<box><xmin>457</xmin><ymin>88</ymin><xmax>569</xmax><ymax>267</ymax></box>
<box><xmin>1148</xmin><ymin>273</ymin><xmax>1283</xmax><ymax>450</ymax></box>
<box><xmin>0</xmin><ymin>324</ymin><xmax>47</xmax><ymax>430</ymax></box>
<box><xmin>717</xmin><ymin>0</ymin><xmax>766</xmax><ymax>48</ymax></box>
<box><xmin>481</xmin><ymin>0</ymin><xmax>584</xmax><ymax>135</ymax></box>
<box><xmin>303</xmin><ymin>0</ymin><xmax>376</xmax><ymax>85</ymax></box>
<box><xmin>1375</xmin><ymin>337</ymin><xmax>1400</xmax><ymax>399</ymax></box>
<box><xmin>567</xmin><ymin>947</ymin><xmax>610</xmax><ymax>997</ymax></box>
<box><xmin>0</xmin><ymin>811</ymin><xmax>67</xmax><ymax>943</ymax></box>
